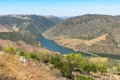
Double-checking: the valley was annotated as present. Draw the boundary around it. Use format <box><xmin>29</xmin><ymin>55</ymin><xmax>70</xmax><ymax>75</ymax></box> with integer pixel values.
<box><xmin>44</xmin><ymin>14</ymin><xmax>120</xmax><ymax>56</ymax></box>
<box><xmin>0</xmin><ymin>14</ymin><xmax>120</xmax><ymax>80</ymax></box>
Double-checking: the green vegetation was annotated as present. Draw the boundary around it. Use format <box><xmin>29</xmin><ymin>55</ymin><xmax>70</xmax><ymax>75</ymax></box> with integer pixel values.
<box><xmin>117</xmin><ymin>65</ymin><xmax>120</xmax><ymax>72</ymax></box>
<box><xmin>76</xmin><ymin>75</ymin><xmax>93</xmax><ymax>80</ymax></box>
<box><xmin>0</xmin><ymin>32</ymin><xmax>38</xmax><ymax>46</ymax></box>
<box><xmin>1</xmin><ymin>47</ymin><xmax>120</xmax><ymax>80</ymax></box>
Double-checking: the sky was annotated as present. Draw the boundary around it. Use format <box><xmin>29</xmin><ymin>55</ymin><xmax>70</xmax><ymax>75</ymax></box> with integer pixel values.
<box><xmin>0</xmin><ymin>0</ymin><xmax>120</xmax><ymax>16</ymax></box>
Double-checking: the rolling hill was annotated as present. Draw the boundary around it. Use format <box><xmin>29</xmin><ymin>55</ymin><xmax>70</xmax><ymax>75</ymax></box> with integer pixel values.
<box><xmin>43</xmin><ymin>14</ymin><xmax>120</xmax><ymax>55</ymax></box>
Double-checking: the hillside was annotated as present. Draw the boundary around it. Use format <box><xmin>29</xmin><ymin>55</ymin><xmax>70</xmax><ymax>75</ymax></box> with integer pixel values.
<box><xmin>0</xmin><ymin>39</ymin><xmax>120</xmax><ymax>80</ymax></box>
<box><xmin>0</xmin><ymin>15</ymin><xmax>57</xmax><ymax>46</ymax></box>
<box><xmin>0</xmin><ymin>15</ymin><xmax>56</xmax><ymax>35</ymax></box>
<box><xmin>43</xmin><ymin>14</ymin><xmax>120</xmax><ymax>55</ymax></box>
<box><xmin>0</xmin><ymin>52</ymin><xmax>65</xmax><ymax>80</ymax></box>
<box><xmin>0</xmin><ymin>39</ymin><xmax>66</xmax><ymax>80</ymax></box>
<box><xmin>0</xmin><ymin>32</ymin><xmax>38</xmax><ymax>46</ymax></box>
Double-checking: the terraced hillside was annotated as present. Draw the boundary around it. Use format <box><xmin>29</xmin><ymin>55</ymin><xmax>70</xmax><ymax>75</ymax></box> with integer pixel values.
<box><xmin>43</xmin><ymin>14</ymin><xmax>120</xmax><ymax>55</ymax></box>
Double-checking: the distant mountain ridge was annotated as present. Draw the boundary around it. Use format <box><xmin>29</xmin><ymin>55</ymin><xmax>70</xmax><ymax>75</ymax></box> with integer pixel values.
<box><xmin>0</xmin><ymin>15</ymin><xmax>62</xmax><ymax>35</ymax></box>
<box><xmin>44</xmin><ymin>15</ymin><xmax>62</xmax><ymax>23</ymax></box>
<box><xmin>44</xmin><ymin>14</ymin><xmax>120</xmax><ymax>39</ymax></box>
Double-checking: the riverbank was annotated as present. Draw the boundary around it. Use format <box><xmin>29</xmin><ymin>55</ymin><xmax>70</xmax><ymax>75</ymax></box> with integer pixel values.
<box><xmin>38</xmin><ymin>35</ymin><xmax>76</xmax><ymax>54</ymax></box>
<box><xmin>41</xmin><ymin>34</ymin><xmax>120</xmax><ymax>60</ymax></box>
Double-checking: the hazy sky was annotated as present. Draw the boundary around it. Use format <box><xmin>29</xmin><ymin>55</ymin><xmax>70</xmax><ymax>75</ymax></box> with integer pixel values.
<box><xmin>0</xmin><ymin>0</ymin><xmax>120</xmax><ymax>16</ymax></box>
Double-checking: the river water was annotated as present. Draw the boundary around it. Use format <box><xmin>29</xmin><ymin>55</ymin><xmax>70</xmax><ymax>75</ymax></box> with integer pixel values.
<box><xmin>38</xmin><ymin>36</ymin><xmax>120</xmax><ymax>60</ymax></box>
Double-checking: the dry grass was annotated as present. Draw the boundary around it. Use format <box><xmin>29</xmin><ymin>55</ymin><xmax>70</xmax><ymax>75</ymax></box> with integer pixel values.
<box><xmin>89</xmin><ymin>57</ymin><xmax>108</xmax><ymax>63</ymax></box>
<box><xmin>56</xmin><ymin>34</ymin><xmax>108</xmax><ymax>48</ymax></box>
<box><xmin>0</xmin><ymin>52</ymin><xmax>64</xmax><ymax>80</ymax></box>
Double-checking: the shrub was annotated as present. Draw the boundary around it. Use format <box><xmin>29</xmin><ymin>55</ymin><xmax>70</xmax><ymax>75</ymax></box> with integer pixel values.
<box><xmin>117</xmin><ymin>65</ymin><xmax>120</xmax><ymax>72</ymax></box>
<box><xmin>50</xmin><ymin>54</ymin><xmax>62</xmax><ymax>68</ymax></box>
<box><xmin>41</xmin><ymin>54</ymin><xmax>51</xmax><ymax>63</ymax></box>
<box><xmin>2</xmin><ymin>47</ymin><xmax>17</xmax><ymax>55</ymax></box>
<box><xmin>20</xmin><ymin>51</ymin><xmax>31</xmax><ymax>59</ymax></box>
<box><xmin>76</xmin><ymin>75</ymin><xmax>94</xmax><ymax>80</ymax></box>
<box><xmin>30</xmin><ymin>52</ymin><xmax>41</xmax><ymax>61</ymax></box>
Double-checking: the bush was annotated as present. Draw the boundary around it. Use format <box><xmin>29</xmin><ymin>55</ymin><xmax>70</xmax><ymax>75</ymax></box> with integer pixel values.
<box><xmin>50</xmin><ymin>54</ymin><xmax>62</xmax><ymax>68</ymax></box>
<box><xmin>117</xmin><ymin>65</ymin><xmax>120</xmax><ymax>72</ymax></box>
<box><xmin>50</xmin><ymin>53</ymin><xmax>83</xmax><ymax>79</ymax></box>
<box><xmin>30</xmin><ymin>52</ymin><xmax>41</xmax><ymax>61</ymax></box>
<box><xmin>30</xmin><ymin>52</ymin><xmax>51</xmax><ymax>63</ymax></box>
<box><xmin>83</xmin><ymin>62</ymin><xmax>97</xmax><ymax>74</ymax></box>
<box><xmin>2</xmin><ymin>47</ymin><xmax>17</xmax><ymax>55</ymax></box>
<box><xmin>41</xmin><ymin>53</ymin><xmax>51</xmax><ymax>63</ymax></box>
<box><xmin>20</xmin><ymin>51</ymin><xmax>31</xmax><ymax>59</ymax></box>
<box><xmin>76</xmin><ymin>75</ymin><xmax>94</xmax><ymax>80</ymax></box>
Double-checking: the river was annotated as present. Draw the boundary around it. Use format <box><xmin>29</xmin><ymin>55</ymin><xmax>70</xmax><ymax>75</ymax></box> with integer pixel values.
<box><xmin>38</xmin><ymin>35</ymin><xmax>120</xmax><ymax>60</ymax></box>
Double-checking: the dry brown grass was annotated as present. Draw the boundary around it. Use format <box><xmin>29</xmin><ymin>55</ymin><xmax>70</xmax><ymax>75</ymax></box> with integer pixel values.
<box><xmin>56</xmin><ymin>34</ymin><xmax>108</xmax><ymax>48</ymax></box>
<box><xmin>0</xmin><ymin>52</ymin><xmax>64</xmax><ymax>80</ymax></box>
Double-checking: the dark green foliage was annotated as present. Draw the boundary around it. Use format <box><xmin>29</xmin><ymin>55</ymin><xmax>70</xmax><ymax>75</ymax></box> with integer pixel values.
<box><xmin>20</xmin><ymin>51</ymin><xmax>31</xmax><ymax>59</ymax></box>
<box><xmin>59</xmin><ymin>62</ymin><xmax>73</xmax><ymax>78</ymax></box>
<box><xmin>30</xmin><ymin>52</ymin><xmax>41</xmax><ymax>61</ymax></box>
<box><xmin>40</xmin><ymin>54</ymin><xmax>50</xmax><ymax>63</ymax></box>
<box><xmin>50</xmin><ymin>53</ymin><xmax>83</xmax><ymax>79</ymax></box>
<box><xmin>50</xmin><ymin>54</ymin><xmax>63</xmax><ymax>68</ymax></box>
<box><xmin>84</xmin><ymin>62</ymin><xmax>97</xmax><ymax>74</ymax></box>
<box><xmin>76</xmin><ymin>75</ymin><xmax>94</xmax><ymax>80</ymax></box>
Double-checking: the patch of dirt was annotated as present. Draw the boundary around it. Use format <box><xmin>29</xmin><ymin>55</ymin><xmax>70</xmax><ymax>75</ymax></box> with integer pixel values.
<box><xmin>0</xmin><ymin>25</ymin><xmax>11</xmax><ymax>32</ymax></box>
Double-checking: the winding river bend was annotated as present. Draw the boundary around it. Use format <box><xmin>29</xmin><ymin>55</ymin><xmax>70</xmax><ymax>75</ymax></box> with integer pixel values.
<box><xmin>38</xmin><ymin>36</ymin><xmax>120</xmax><ymax>60</ymax></box>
